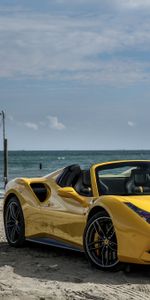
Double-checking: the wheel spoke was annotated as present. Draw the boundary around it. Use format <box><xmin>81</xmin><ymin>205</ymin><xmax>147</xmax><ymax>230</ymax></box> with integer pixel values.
<box><xmin>109</xmin><ymin>241</ymin><xmax>117</xmax><ymax>251</ymax></box>
<box><xmin>7</xmin><ymin>224</ymin><xmax>15</xmax><ymax>228</ymax></box>
<box><xmin>105</xmin><ymin>247</ymin><xmax>109</xmax><ymax>265</ymax></box>
<box><xmin>6</xmin><ymin>212</ymin><xmax>12</xmax><ymax>223</ymax></box>
<box><xmin>109</xmin><ymin>245</ymin><xmax>117</xmax><ymax>252</ymax></box>
<box><xmin>110</xmin><ymin>241</ymin><xmax>117</xmax><ymax>246</ymax></box>
<box><xmin>6</xmin><ymin>219</ymin><xmax>15</xmax><ymax>225</ymax></box>
<box><xmin>15</xmin><ymin>209</ymin><xmax>20</xmax><ymax>219</ymax></box>
<box><xmin>16</xmin><ymin>225</ymin><xmax>21</xmax><ymax>234</ymax></box>
<box><xmin>10</xmin><ymin>226</ymin><xmax>16</xmax><ymax>242</ymax></box>
<box><xmin>106</xmin><ymin>223</ymin><xmax>113</xmax><ymax>235</ymax></box>
<box><xmin>87</xmin><ymin>239</ymin><xmax>103</xmax><ymax>247</ymax></box>
<box><xmin>89</xmin><ymin>244</ymin><xmax>104</xmax><ymax>251</ymax></box>
<box><xmin>9</xmin><ymin>204</ymin><xmax>17</xmax><ymax>221</ymax></box>
<box><xmin>108</xmin><ymin>230</ymin><xmax>115</xmax><ymax>239</ymax></box>
<box><xmin>101</xmin><ymin>246</ymin><xmax>105</xmax><ymax>266</ymax></box>
<box><xmin>93</xmin><ymin>220</ymin><xmax>105</xmax><ymax>237</ymax></box>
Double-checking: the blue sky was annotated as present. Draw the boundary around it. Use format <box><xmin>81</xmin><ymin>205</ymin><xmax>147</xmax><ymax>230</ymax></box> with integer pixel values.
<box><xmin>0</xmin><ymin>0</ymin><xmax>150</xmax><ymax>150</ymax></box>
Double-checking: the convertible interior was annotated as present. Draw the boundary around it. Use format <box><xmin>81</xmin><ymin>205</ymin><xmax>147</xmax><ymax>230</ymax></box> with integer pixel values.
<box><xmin>99</xmin><ymin>168</ymin><xmax>150</xmax><ymax>196</ymax></box>
<box><xmin>56</xmin><ymin>164</ymin><xmax>150</xmax><ymax>197</ymax></box>
<box><xmin>56</xmin><ymin>164</ymin><xmax>93</xmax><ymax>197</ymax></box>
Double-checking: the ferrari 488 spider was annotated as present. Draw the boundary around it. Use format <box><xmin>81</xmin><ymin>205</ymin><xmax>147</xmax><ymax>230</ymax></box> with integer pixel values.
<box><xmin>3</xmin><ymin>160</ymin><xmax>150</xmax><ymax>271</ymax></box>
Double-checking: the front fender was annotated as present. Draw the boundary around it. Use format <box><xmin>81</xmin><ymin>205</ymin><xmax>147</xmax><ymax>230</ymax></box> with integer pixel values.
<box><xmin>88</xmin><ymin>196</ymin><xmax>150</xmax><ymax>263</ymax></box>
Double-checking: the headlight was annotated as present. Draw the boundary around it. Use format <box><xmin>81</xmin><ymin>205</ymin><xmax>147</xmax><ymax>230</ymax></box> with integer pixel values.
<box><xmin>125</xmin><ymin>202</ymin><xmax>150</xmax><ymax>224</ymax></box>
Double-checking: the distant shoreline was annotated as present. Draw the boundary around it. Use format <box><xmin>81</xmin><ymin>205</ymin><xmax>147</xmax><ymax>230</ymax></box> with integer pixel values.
<box><xmin>0</xmin><ymin>149</ymin><xmax>150</xmax><ymax>152</ymax></box>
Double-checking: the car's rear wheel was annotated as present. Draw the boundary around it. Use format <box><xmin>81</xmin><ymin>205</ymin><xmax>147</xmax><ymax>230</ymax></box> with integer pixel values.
<box><xmin>4</xmin><ymin>197</ymin><xmax>25</xmax><ymax>247</ymax></box>
<box><xmin>84</xmin><ymin>211</ymin><xmax>122</xmax><ymax>271</ymax></box>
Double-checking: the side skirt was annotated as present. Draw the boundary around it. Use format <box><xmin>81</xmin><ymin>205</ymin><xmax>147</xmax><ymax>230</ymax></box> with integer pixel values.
<box><xmin>27</xmin><ymin>237</ymin><xmax>84</xmax><ymax>252</ymax></box>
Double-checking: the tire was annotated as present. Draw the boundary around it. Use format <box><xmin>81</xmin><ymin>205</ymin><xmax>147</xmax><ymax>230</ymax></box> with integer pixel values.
<box><xmin>83</xmin><ymin>211</ymin><xmax>122</xmax><ymax>271</ymax></box>
<box><xmin>4</xmin><ymin>197</ymin><xmax>25</xmax><ymax>247</ymax></box>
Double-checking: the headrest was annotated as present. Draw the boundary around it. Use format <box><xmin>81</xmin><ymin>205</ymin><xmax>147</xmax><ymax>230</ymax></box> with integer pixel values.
<box><xmin>131</xmin><ymin>169</ymin><xmax>150</xmax><ymax>186</ymax></box>
<box><xmin>69</xmin><ymin>164</ymin><xmax>81</xmax><ymax>172</ymax></box>
<box><xmin>65</xmin><ymin>164</ymin><xmax>81</xmax><ymax>186</ymax></box>
<box><xmin>82</xmin><ymin>170</ymin><xmax>91</xmax><ymax>187</ymax></box>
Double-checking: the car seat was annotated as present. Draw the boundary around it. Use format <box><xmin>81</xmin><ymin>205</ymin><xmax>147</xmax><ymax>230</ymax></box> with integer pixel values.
<box><xmin>126</xmin><ymin>168</ymin><xmax>150</xmax><ymax>194</ymax></box>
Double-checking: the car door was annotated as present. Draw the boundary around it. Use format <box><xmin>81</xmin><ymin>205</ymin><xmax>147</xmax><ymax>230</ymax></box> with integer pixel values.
<box><xmin>40</xmin><ymin>184</ymin><xmax>90</xmax><ymax>248</ymax></box>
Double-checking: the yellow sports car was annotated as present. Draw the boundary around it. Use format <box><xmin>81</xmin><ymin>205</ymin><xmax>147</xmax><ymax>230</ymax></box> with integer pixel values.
<box><xmin>3</xmin><ymin>160</ymin><xmax>150</xmax><ymax>271</ymax></box>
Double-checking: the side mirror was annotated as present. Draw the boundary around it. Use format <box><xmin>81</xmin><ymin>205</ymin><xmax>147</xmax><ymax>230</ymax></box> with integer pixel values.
<box><xmin>58</xmin><ymin>187</ymin><xmax>88</xmax><ymax>207</ymax></box>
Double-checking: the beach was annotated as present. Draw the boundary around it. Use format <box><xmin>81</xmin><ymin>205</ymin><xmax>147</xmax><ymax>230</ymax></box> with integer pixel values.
<box><xmin>1</xmin><ymin>0</ymin><xmax>150</xmax><ymax>297</ymax></box>
<box><xmin>0</xmin><ymin>200</ymin><xmax>149</xmax><ymax>300</ymax></box>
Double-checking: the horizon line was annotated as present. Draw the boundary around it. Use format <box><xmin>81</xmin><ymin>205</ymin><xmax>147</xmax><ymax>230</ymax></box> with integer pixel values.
<box><xmin>0</xmin><ymin>149</ymin><xmax>150</xmax><ymax>152</ymax></box>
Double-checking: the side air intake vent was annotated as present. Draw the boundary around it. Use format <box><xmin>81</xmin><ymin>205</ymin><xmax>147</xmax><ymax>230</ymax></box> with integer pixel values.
<box><xmin>30</xmin><ymin>183</ymin><xmax>48</xmax><ymax>202</ymax></box>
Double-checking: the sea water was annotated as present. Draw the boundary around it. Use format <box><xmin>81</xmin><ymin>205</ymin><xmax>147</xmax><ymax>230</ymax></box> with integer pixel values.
<box><xmin>0</xmin><ymin>150</ymin><xmax>150</xmax><ymax>195</ymax></box>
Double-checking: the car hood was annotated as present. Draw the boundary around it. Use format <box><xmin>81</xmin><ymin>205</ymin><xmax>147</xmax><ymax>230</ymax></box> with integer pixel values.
<box><xmin>119</xmin><ymin>195</ymin><xmax>150</xmax><ymax>212</ymax></box>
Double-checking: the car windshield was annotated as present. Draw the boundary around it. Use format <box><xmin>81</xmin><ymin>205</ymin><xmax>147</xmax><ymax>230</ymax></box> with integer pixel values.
<box><xmin>96</xmin><ymin>161</ymin><xmax>150</xmax><ymax>196</ymax></box>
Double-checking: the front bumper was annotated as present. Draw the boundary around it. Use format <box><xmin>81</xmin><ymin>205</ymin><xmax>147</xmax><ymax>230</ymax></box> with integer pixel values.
<box><xmin>117</xmin><ymin>223</ymin><xmax>150</xmax><ymax>264</ymax></box>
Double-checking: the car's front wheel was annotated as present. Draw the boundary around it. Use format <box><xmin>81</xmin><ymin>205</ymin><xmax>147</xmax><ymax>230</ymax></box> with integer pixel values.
<box><xmin>83</xmin><ymin>211</ymin><xmax>122</xmax><ymax>271</ymax></box>
<box><xmin>4</xmin><ymin>197</ymin><xmax>25</xmax><ymax>247</ymax></box>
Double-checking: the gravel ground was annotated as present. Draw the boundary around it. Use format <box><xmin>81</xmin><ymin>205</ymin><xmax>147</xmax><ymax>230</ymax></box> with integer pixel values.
<box><xmin>0</xmin><ymin>200</ymin><xmax>150</xmax><ymax>300</ymax></box>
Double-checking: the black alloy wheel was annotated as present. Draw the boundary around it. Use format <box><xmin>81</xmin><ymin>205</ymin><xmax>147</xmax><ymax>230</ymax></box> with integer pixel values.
<box><xmin>4</xmin><ymin>197</ymin><xmax>25</xmax><ymax>247</ymax></box>
<box><xmin>84</xmin><ymin>211</ymin><xmax>122</xmax><ymax>271</ymax></box>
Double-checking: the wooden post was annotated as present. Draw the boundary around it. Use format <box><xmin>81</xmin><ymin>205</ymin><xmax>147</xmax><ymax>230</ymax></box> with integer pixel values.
<box><xmin>4</xmin><ymin>138</ymin><xmax>8</xmax><ymax>186</ymax></box>
<box><xmin>1</xmin><ymin>111</ymin><xmax>8</xmax><ymax>187</ymax></box>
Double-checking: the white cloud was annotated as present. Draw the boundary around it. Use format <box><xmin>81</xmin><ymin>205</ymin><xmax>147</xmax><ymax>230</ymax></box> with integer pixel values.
<box><xmin>3</xmin><ymin>116</ymin><xmax>39</xmax><ymax>130</ymax></box>
<box><xmin>7</xmin><ymin>115</ymin><xmax>65</xmax><ymax>131</ymax></box>
<box><xmin>128</xmin><ymin>121</ymin><xmax>135</xmax><ymax>127</ymax></box>
<box><xmin>117</xmin><ymin>0</ymin><xmax>150</xmax><ymax>9</ymax></box>
<box><xmin>53</xmin><ymin>0</ymin><xmax>150</xmax><ymax>9</ymax></box>
<box><xmin>39</xmin><ymin>121</ymin><xmax>46</xmax><ymax>126</ymax></box>
<box><xmin>24</xmin><ymin>122</ymin><xmax>38</xmax><ymax>130</ymax></box>
<box><xmin>47</xmin><ymin>116</ymin><xmax>65</xmax><ymax>130</ymax></box>
<box><xmin>0</xmin><ymin>4</ymin><xmax>149</xmax><ymax>86</ymax></box>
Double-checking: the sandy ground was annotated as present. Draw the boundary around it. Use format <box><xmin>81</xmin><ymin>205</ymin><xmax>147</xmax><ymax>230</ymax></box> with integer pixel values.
<box><xmin>0</xmin><ymin>201</ymin><xmax>150</xmax><ymax>300</ymax></box>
